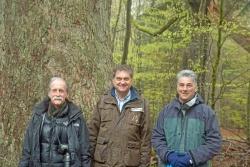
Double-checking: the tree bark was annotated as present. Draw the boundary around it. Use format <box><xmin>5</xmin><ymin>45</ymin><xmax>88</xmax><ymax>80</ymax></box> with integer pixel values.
<box><xmin>0</xmin><ymin>0</ymin><xmax>113</xmax><ymax>166</ymax></box>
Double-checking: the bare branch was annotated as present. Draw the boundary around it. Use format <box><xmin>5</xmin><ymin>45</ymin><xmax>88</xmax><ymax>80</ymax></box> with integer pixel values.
<box><xmin>132</xmin><ymin>15</ymin><xmax>184</xmax><ymax>36</ymax></box>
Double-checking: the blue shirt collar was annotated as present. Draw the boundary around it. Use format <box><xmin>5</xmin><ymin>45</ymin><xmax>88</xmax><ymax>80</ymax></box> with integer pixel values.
<box><xmin>111</xmin><ymin>87</ymin><xmax>139</xmax><ymax>111</ymax></box>
<box><xmin>115</xmin><ymin>89</ymin><xmax>131</xmax><ymax>101</ymax></box>
<box><xmin>115</xmin><ymin>90</ymin><xmax>131</xmax><ymax>111</ymax></box>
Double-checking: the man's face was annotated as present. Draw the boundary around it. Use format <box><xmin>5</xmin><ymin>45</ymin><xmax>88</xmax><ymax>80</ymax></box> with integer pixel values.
<box><xmin>48</xmin><ymin>79</ymin><xmax>68</xmax><ymax>108</ymax></box>
<box><xmin>112</xmin><ymin>70</ymin><xmax>133</xmax><ymax>96</ymax></box>
<box><xmin>177</xmin><ymin>76</ymin><xmax>197</xmax><ymax>103</ymax></box>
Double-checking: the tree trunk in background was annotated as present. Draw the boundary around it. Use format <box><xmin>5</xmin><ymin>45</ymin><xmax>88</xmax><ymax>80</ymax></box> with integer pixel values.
<box><xmin>121</xmin><ymin>0</ymin><xmax>132</xmax><ymax>64</ymax></box>
<box><xmin>111</xmin><ymin>0</ymin><xmax>122</xmax><ymax>53</ymax></box>
<box><xmin>211</xmin><ymin>0</ymin><xmax>224</xmax><ymax>109</ymax></box>
<box><xmin>0</xmin><ymin>0</ymin><xmax>112</xmax><ymax>166</ymax></box>
<box><xmin>185</xmin><ymin>0</ymin><xmax>212</xmax><ymax>102</ymax></box>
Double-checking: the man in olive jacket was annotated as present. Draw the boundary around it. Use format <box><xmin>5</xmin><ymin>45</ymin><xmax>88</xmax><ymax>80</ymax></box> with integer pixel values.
<box><xmin>19</xmin><ymin>77</ymin><xmax>91</xmax><ymax>167</ymax></box>
<box><xmin>88</xmin><ymin>65</ymin><xmax>151</xmax><ymax>167</ymax></box>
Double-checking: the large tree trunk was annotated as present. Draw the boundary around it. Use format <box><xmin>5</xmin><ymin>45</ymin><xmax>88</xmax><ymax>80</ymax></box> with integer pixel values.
<box><xmin>0</xmin><ymin>0</ymin><xmax>112</xmax><ymax>166</ymax></box>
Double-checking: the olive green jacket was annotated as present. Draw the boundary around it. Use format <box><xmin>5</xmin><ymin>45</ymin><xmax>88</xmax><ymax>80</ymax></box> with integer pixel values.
<box><xmin>88</xmin><ymin>87</ymin><xmax>151</xmax><ymax>167</ymax></box>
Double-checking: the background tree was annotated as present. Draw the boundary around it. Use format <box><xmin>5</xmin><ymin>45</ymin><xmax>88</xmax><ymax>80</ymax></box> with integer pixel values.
<box><xmin>111</xmin><ymin>0</ymin><xmax>250</xmax><ymax>146</ymax></box>
<box><xmin>121</xmin><ymin>0</ymin><xmax>132</xmax><ymax>64</ymax></box>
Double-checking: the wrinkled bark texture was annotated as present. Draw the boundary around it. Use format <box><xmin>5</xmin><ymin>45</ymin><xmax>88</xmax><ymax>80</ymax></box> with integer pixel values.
<box><xmin>0</xmin><ymin>0</ymin><xmax>112</xmax><ymax>166</ymax></box>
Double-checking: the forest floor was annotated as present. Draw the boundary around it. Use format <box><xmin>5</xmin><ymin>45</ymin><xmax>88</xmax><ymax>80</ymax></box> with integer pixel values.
<box><xmin>212</xmin><ymin>128</ymin><xmax>250</xmax><ymax>167</ymax></box>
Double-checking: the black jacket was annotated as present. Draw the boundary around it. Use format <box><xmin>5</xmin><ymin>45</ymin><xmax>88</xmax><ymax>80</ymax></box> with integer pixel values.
<box><xmin>19</xmin><ymin>97</ymin><xmax>91</xmax><ymax>167</ymax></box>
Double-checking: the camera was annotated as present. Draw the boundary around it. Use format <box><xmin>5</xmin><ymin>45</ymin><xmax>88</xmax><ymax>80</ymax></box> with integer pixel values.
<box><xmin>58</xmin><ymin>144</ymin><xmax>70</xmax><ymax>167</ymax></box>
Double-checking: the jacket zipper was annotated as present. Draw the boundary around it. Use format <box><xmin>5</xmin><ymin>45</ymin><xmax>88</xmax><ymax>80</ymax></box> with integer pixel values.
<box><xmin>49</xmin><ymin>118</ymin><xmax>55</xmax><ymax>166</ymax></box>
<box><xmin>179</xmin><ymin>110</ymin><xmax>187</xmax><ymax>152</ymax></box>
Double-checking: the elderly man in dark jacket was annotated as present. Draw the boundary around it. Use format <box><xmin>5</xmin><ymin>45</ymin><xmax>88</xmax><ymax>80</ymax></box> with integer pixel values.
<box><xmin>152</xmin><ymin>70</ymin><xmax>221</xmax><ymax>167</ymax></box>
<box><xmin>19</xmin><ymin>77</ymin><xmax>91</xmax><ymax>167</ymax></box>
<box><xmin>88</xmin><ymin>65</ymin><xmax>151</xmax><ymax>167</ymax></box>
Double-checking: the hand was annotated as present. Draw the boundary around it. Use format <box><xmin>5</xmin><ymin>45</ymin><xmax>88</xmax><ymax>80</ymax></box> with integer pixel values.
<box><xmin>165</xmin><ymin>152</ymin><xmax>179</xmax><ymax>166</ymax></box>
<box><xmin>175</xmin><ymin>152</ymin><xmax>193</xmax><ymax>167</ymax></box>
<box><xmin>166</xmin><ymin>152</ymin><xmax>192</xmax><ymax>167</ymax></box>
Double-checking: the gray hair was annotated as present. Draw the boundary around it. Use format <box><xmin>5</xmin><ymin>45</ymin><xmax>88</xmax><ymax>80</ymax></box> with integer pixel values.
<box><xmin>49</xmin><ymin>77</ymin><xmax>68</xmax><ymax>92</ymax></box>
<box><xmin>113</xmin><ymin>64</ymin><xmax>134</xmax><ymax>78</ymax></box>
<box><xmin>176</xmin><ymin>70</ymin><xmax>197</xmax><ymax>86</ymax></box>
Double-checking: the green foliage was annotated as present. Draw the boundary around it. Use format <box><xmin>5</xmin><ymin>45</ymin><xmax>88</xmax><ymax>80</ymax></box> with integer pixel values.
<box><xmin>112</xmin><ymin>0</ymin><xmax>250</xmax><ymax>131</ymax></box>
<box><xmin>112</xmin><ymin>0</ymin><xmax>210</xmax><ymax>122</ymax></box>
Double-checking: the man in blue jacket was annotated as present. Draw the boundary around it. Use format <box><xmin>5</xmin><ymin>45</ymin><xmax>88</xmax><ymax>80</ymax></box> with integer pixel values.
<box><xmin>152</xmin><ymin>70</ymin><xmax>221</xmax><ymax>167</ymax></box>
<box><xmin>19</xmin><ymin>77</ymin><xmax>91</xmax><ymax>167</ymax></box>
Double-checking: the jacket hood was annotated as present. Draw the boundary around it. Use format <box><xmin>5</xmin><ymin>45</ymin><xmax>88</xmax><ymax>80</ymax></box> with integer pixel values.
<box><xmin>110</xmin><ymin>86</ymin><xmax>139</xmax><ymax>100</ymax></box>
<box><xmin>101</xmin><ymin>86</ymin><xmax>141</xmax><ymax>106</ymax></box>
<box><xmin>173</xmin><ymin>93</ymin><xmax>204</xmax><ymax>110</ymax></box>
<box><xmin>33</xmin><ymin>96</ymin><xmax>82</xmax><ymax>120</ymax></box>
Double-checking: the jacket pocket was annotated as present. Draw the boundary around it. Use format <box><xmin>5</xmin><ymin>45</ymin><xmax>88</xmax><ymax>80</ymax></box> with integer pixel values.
<box><xmin>124</xmin><ymin>141</ymin><xmax>140</xmax><ymax>166</ymax></box>
<box><xmin>94</xmin><ymin>137</ymin><xmax>108</xmax><ymax>163</ymax></box>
